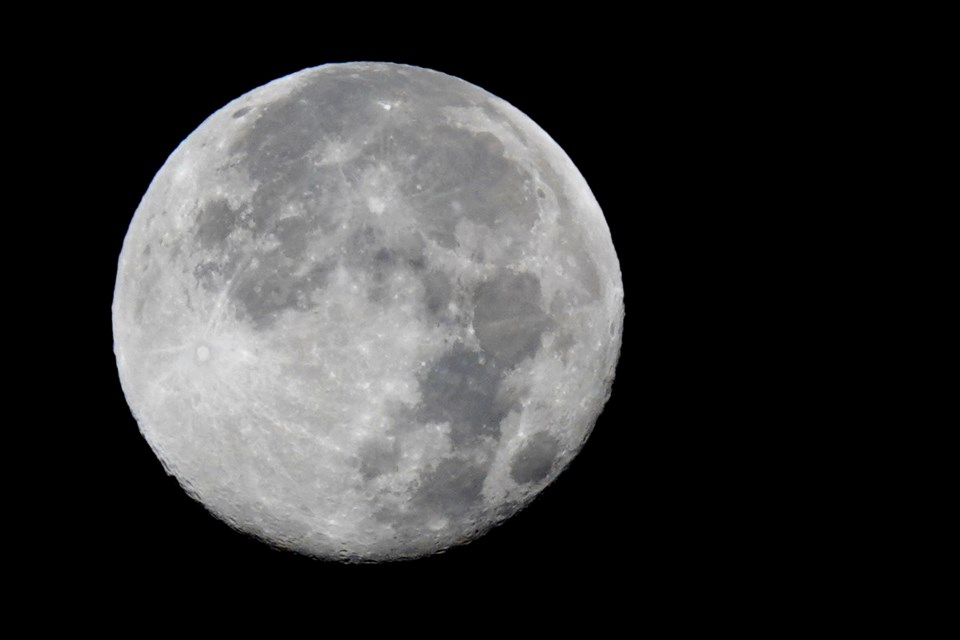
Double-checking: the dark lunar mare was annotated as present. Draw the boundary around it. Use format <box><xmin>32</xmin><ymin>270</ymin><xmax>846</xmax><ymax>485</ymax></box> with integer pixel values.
<box><xmin>365</xmin><ymin>343</ymin><xmax>519</xmax><ymax>534</ymax></box>
<box><xmin>187</xmin><ymin>64</ymin><xmax>575</xmax><ymax>342</ymax></box>
<box><xmin>510</xmin><ymin>431</ymin><xmax>561</xmax><ymax>484</ymax></box>
<box><xmin>473</xmin><ymin>270</ymin><xmax>551</xmax><ymax>369</ymax></box>
<box><xmin>414</xmin><ymin>345</ymin><xmax>510</xmax><ymax>447</ymax></box>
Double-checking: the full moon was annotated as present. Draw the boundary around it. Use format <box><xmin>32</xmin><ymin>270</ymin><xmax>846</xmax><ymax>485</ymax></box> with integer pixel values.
<box><xmin>113</xmin><ymin>62</ymin><xmax>623</xmax><ymax>561</ymax></box>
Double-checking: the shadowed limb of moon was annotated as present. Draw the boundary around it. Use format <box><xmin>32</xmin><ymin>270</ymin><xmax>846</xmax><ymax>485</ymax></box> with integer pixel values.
<box><xmin>113</xmin><ymin>62</ymin><xmax>623</xmax><ymax>561</ymax></box>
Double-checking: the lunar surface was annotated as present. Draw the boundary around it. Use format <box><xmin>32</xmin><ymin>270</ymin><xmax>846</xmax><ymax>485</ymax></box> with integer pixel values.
<box><xmin>113</xmin><ymin>62</ymin><xmax>623</xmax><ymax>561</ymax></box>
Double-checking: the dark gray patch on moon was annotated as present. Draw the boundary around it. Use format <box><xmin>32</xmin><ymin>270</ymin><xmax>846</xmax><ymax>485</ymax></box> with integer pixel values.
<box><xmin>551</xmin><ymin>330</ymin><xmax>576</xmax><ymax>362</ymax></box>
<box><xmin>373</xmin><ymin>247</ymin><xmax>394</xmax><ymax>270</ymax></box>
<box><xmin>230</xmin><ymin>68</ymin><xmax>415</xmax><ymax>175</ymax></box>
<box><xmin>370</xmin><ymin>454</ymin><xmax>493</xmax><ymax>540</ymax></box>
<box><xmin>228</xmin><ymin>74</ymin><xmax>387</xmax><ymax>174</ymax></box>
<box><xmin>473</xmin><ymin>270</ymin><xmax>550</xmax><ymax>369</ymax></box>
<box><xmin>291</xmin><ymin>73</ymin><xmax>392</xmax><ymax>139</ymax></box>
<box><xmin>223</xmin><ymin>75</ymin><xmax>400</xmax><ymax>243</ymax></box>
<box><xmin>368</xmin><ymin>248</ymin><xmax>397</xmax><ymax>303</ymax></box>
<box><xmin>397</xmin><ymin>125</ymin><xmax>540</xmax><ymax>251</ymax></box>
<box><xmin>342</xmin><ymin>225</ymin><xmax>424</xmax><ymax>305</ymax></box>
<box><xmin>412</xmin><ymin>457</ymin><xmax>488</xmax><ymax>517</ymax></box>
<box><xmin>272</xmin><ymin>215</ymin><xmax>315</xmax><ymax>260</ymax></box>
<box><xmin>195</xmin><ymin>199</ymin><xmax>240</xmax><ymax>249</ymax></box>
<box><xmin>413</xmin><ymin>345</ymin><xmax>511</xmax><ymax>447</ymax></box>
<box><xmin>193</xmin><ymin>257</ymin><xmax>226</xmax><ymax>288</ymax></box>
<box><xmin>510</xmin><ymin>432</ymin><xmax>560</xmax><ymax>484</ymax></box>
<box><xmin>231</xmin><ymin>252</ymin><xmax>332</xmax><ymax>329</ymax></box>
<box><xmin>422</xmin><ymin>270</ymin><xmax>455</xmax><ymax>320</ymax></box>
<box><xmin>245</xmin><ymin>161</ymin><xmax>331</xmax><ymax>232</ymax></box>
<box><xmin>357</xmin><ymin>439</ymin><xmax>401</xmax><ymax>480</ymax></box>
<box><xmin>232</xmin><ymin>106</ymin><xmax>251</xmax><ymax>119</ymax></box>
<box><xmin>132</xmin><ymin>268</ymin><xmax>162</xmax><ymax>324</ymax></box>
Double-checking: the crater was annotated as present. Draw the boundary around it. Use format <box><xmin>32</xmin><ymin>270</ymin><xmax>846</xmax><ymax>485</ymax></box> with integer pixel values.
<box><xmin>195</xmin><ymin>344</ymin><xmax>211</xmax><ymax>363</ymax></box>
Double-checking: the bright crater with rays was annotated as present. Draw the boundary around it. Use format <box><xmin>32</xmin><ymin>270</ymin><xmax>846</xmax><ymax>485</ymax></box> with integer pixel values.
<box><xmin>113</xmin><ymin>62</ymin><xmax>623</xmax><ymax>561</ymax></box>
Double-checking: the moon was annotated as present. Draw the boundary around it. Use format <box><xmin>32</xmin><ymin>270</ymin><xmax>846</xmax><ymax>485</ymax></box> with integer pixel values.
<box><xmin>112</xmin><ymin>62</ymin><xmax>623</xmax><ymax>561</ymax></box>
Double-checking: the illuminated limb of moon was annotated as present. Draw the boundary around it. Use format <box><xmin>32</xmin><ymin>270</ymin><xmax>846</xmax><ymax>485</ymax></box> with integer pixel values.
<box><xmin>113</xmin><ymin>62</ymin><xmax>623</xmax><ymax>561</ymax></box>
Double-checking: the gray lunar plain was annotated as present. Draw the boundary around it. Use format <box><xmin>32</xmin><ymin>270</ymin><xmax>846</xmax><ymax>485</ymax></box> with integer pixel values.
<box><xmin>112</xmin><ymin>62</ymin><xmax>623</xmax><ymax>561</ymax></box>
